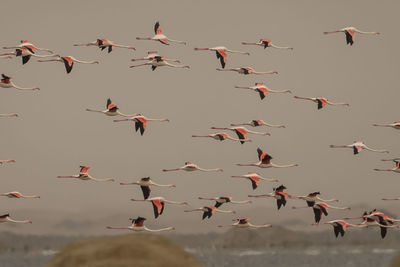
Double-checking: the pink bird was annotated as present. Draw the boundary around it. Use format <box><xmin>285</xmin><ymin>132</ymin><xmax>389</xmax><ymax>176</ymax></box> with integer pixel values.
<box><xmin>218</xmin><ymin>218</ymin><xmax>272</xmax><ymax>228</ymax></box>
<box><xmin>216</xmin><ymin>67</ymin><xmax>277</xmax><ymax>75</ymax></box>
<box><xmin>0</xmin><ymin>74</ymin><xmax>39</xmax><ymax>91</ymax></box>
<box><xmin>323</xmin><ymin>27</ymin><xmax>379</xmax><ymax>45</ymax></box>
<box><xmin>242</xmin><ymin>39</ymin><xmax>293</xmax><ymax>50</ymax></box>
<box><xmin>292</xmin><ymin>191</ymin><xmax>339</xmax><ymax>207</ymax></box>
<box><xmin>235</xmin><ymin>83</ymin><xmax>291</xmax><ymax>100</ymax></box>
<box><xmin>236</xmin><ymin>147</ymin><xmax>298</xmax><ymax>169</ymax></box>
<box><xmin>136</xmin><ymin>21</ymin><xmax>186</xmax><ymax>45</ymax></box>
<box><xmin>74</xmin><ymin>38</ymin><xmax>135</xmax><ymax>53</ymax></box>
<box><xmin>374</xmin><ymin>158</ymin><xmax>400</xmax><ymax>173</ymax></box>
<box><xmin>0</xmin><ymin>191</ymin><xmax>40</xmax><ymax>199</ymax></box>
<box><xmin>0</xmin><ymin>47</ymin><xmax>54</xmax><ymax>65</ymax></box>
<box><xmin>373</xmin><ymin>121</ymin><xmax>400</xmax><ymax>130</ymax></box>
<box><xmin>86</xmin><ymin>98</ymin><xmax>136</xmax><ymax>117</ymax></box>
<box><xmin>131</xmin><ymin>51</ymin><xmax>181</xmax><ymax>63</ymax></box>
<box><xmin>184</xmin><ymin>206</ymin><xmax>235</xmax><ymax>220</ymax></box>
<box><xmin>0</xmin><ymin>213</ymin><xmax>32</xmax><ymax>224</ymax></box>
<box><xmin>0</xmin><ymin>159</ymin><xmax>15</xmax><ymax>165</ymax></box>
<box><xmin>194</xmin><ymin>46</ymin><xmax>249</xmax><ymax>68</ymax></box>
<box><xmin>38</xmin><ymin>54</ymin><xmax>99</xmax><ymax>73</ymax></box>
<box><xmin>120</xmin><ymin>177</ymin><xmax>175</xmax><ymax>200</ymax></box>
<box><xmin>231</xmin><ymin>172</ymin><xmax>278</xmax><ymax>190</ymax></box>
<box><xmin>248</xmin><ymin>185</ymin><xmax>292</xmax><ymax>210</ymax></box>
<box><xmin>211</xmin><ymin>126</ymin><xmax>269</xmax><ymax>144</ymax></box>
<box><xmin>163</xmin><ymin>162</ymin><xmax>223</xmax><ymax>173</ymax></box>
<box><xmin>57</xmin><ymin>166</ymin><xmax>115</xmax><ymax>182</ymax></box>
<box><xmin>231</xmin><ymin>119</ymin><xmax>285</xmax><ymax>128</ymax></box>
<box><xmin>131</xmin><ymin>197</ymin><xmax>187</xmax><ymax>219</ymax></box>
<box><xmin>198</xmin><ymin>196</ymin><xmax>252</xmax><ymax>208</ymax></box>
<box><xmin>292</xmin><ymin>202</ymin><xmax>350</xmax><ymax>223</ymax></box>
<box><xmin>192</xmin><ymin>132</ymin><xmax>252</xmax><ymax>143</ymax></box>
<box><xmin>311</xmin><ymin>220</ymin><xmax>365</xmax><ymax>238</ymax></box>
<box><xmin>3</xmin><ymin>40</ymin><xmax>53</xmax><ymax>54</ymax></box>
<box><xmin>294</xmin><ymin>96</ymin><xmax>349</xmax><ymax>110</ymax></box>
<box><xmin>114</xmin><ymin>114</ymin><xmax>169</xmax><ymax>135</ymax></box>
<box><xmin>330</xmin><ymin>141</ymin><xmax>389</xmax><ymax>155</ymax></box>
<box><xmin>107</xmin><ymin>217</ymin><xmax>174</xmax><ymax>232</ymax></box>
<box><xmin>129</xmin><ymin>56</ymin><xmax>189</xmax><ymax>70</ymax></box>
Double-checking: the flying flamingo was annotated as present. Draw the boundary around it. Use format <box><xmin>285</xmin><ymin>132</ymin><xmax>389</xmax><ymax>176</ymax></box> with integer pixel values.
<box><xmin>129</xmin><ymin>56</ymin><xmax>189</xmax><ymax>70</ymax></box>
<box><xmin>216</xmin><ymin>67</ymin><xmax>277</xmax><ymax>75</ymax></box>
<box><xmin>344</xmin><ymin>212</ymin><xmax>399</xmax><ymax>238</ymax></box>
<box><xmin>364</xmin><ymin>209</ymin><xmax>400</xmax><ymax>224</ymax></box>
<box><xmin>194</xmin><ymin>46</ymin><xmax>249</xmax><ymax>68</ymax></box>
<box><xmin>374</xmin><ymin>158</ymin><xmax>400</xmax><ymax>173</ymax></box>
<box><xmin>292</xmin><ymin>202</ymin><xmax>350</xmax><ymax>223</ymax></box>
<box><xmin>218</xmin><ymin>218</ymin><xmax>272</xmax><ymax>228</ymax></box>
<box><xmin>163</xmin><ymin>162</ymin><xmax>223</xmax><ymax>172</ymax></box>
<box><xmin>211</xmin><ymin>127</ymin><xmax>269</xmax><ymax>144</ymax></box>
<box><xmin>373</xmin><ymin>121</ymin><xmax>400</xmax><ymax>130</ymax></box>
<box><xmin>293</xmin><ymin>191</ymin><xmax>339</xmax><ymax>207</ymax></box>
<box><xmin>0</xmin><ymin>47</ymin><xmax>54</xmax><ymax>64</ymax></box>
<box><xmin>131</xmin><ymin>197</ymin><xmax>187</xmax><ymax>219</ymax></box>
<box><xmin>73</xmin><ymin>39</ymin><xmax>135</xmax><ymax>53</ymax></box>
<box><xmin>0</xmin><ymin>113</ymin><xmax>18</xmax><ymax>117</ymax></box>
<box><xmin>235</xmin><ymin>83</ymin><xmax>291</xmax><ymax>100</ymax></box>
<box><xmin>1</xmin><ymin>74</ymin><xmax>39</xmax><ymax>91</ymax></box>
<box><xmin>231</xmin><ymin>172</ymin><xmax>278</xmax><ymax>190</ymax></box>
<box><xmin>86</xmin><ymin>98</ymin><xmax>136</xmax><ymax>117</ymax></box>
<box><xmin>131</xmin><ymin>51</ymin><xmax>181</xmax><ymax>63</ymax></box>
<box><xmin>242</xmin><ymin>39</ymin><xmax>293</xmax><ymax>50</ymax></box>
<box><xmin>0</xmin><ymin>159</ymin><xmax>16</xmax><ymax>165</ymax></box>
<box><xmin>184</xmin><ymin>206</ymin><xmax>235</xmax><ymax>220</ymax></box>
<box><xmin>330</xmin><ymin>141</ymin><xmax>389</xmax><ymax>155</ymax></box>
<box><xmin>106</xmin><ymin>217</ymin><xmax>174</xmax><ymax>232</ymax></box>
<box><xmin>38</xmin><ymin>54</ymin><xmax>99</xmax><ymax>73</ymax></box>
<box><xmin>120</xmin><ymin>177</ymin><xmax>176</xmax><ymax>200</ymax></box>
<box><xmin>0</xmin><ymin>214</ymin><xmax>32</xmax><ymax>224</ymax></box>
<box><xmin>136</xmin><ymin>21</ymin><xmax>186</xmax><ymax>45</ymax></box>
<box><xmin>113</xmin><ymin>114</ymin><xmax>169</xmax><ymax>135</ymax></box>
<box><xmin>237</xmin><ymin>147</ymin><xmax>298</xmax><ymax>169</ymax></box>
<box><xmin>3</xmin><ymin>40</ymin><xmax>53</xmax><ymax>54</ymax></box>
<box><xmin>231</xmin><ymin>119</ymin><xmax>285</xmax><ymax>128</ymax></box>
<box><xmin>57</xmin><ymin>166</ymin><xmax>115</xmax><ymax>182</ymax></box>
<box><xmin>192</xmin><ymin>132</ymin><xmax>252</xmax><ymax>143</ymax></box>
<box><xmin>294</xmin><ymin>96</ymin><xmax>349</xmax><ymax>110</ymax></box>
<box><xmin>198</xmin><ymin>196</ymin><xmax>252</xmax><ymax>208</ymax></box>
<box><xmin>0</xmin><ymin>191</ymin><xmax>40</xmax><ymax>199</ymax></box>
<box><xmin>323</xmin><ymin>27</ymin><xmax>379</xmax><ymax>45</ymax></box>
<box><xmin>382</xmin><ymin>197</ymin><xmax>400</xmax><ymax>201</ymax></box>
<box><xmin>311</xmin><ymin>220</ymin><xmax>366</xmax><ymax>238</ymax></box>
<box><xmin>248</xmin><ymin>185</ymin><xmax>291</xmax><ymax>210</ymax></box>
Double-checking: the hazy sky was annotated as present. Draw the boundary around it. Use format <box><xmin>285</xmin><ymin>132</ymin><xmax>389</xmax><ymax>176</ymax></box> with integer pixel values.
<box><xmin>1</xmin><ymin>0</ymin><xmax>399</xmax><ymax>235</ymax></box>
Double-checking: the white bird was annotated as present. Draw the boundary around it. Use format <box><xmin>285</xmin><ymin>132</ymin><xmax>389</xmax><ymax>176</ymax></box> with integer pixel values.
<box><xmin>0</xmin><ymin>213</ymin><xmax>32</xmax><ymax>224</ymax></box>
<box><xmin>163</xmin><ymin>162</ymin><xmax>223</xmax><ymax>172</ymax></box>
<box><xmin>373</xmin><ymin>121</ymin><xmax>400</xmax><ymax>130</ymax></box>
<box><xmin>0</xmin><ymin>74</ymin><xmax>39</xmax><ymax>91</ymax></box>
<box><xmin>136</xmin><ymin>21</ymin><xmax>186</xmax><ymax>45</ymax></box>
<box><xmin>57</xmin><ymin>166</ymin><xmax>115</xmax><ymax>182</ymax></box>
<box><xmin>218</xmin><ymin>218</ymin><xmax>272</xmax><ymax>228</ymax></box>
<box><xmin>106</xmin><ymin>217</ymin><xmax>174</xmax><ymax>232</ymax></box>
<box><xmin>120</xmin><ymin>177</ymin><xmax>176</xmax><ymax>199</ymax></box>
<box><xmin>330</xmin><ymin>141</ymin><xmax>389</xmax><ymax>155</ymax></box>
<box><xmin>0</xmin><ymin>191</ymin><xmax>40</xmax><ymax>199</ymax></box>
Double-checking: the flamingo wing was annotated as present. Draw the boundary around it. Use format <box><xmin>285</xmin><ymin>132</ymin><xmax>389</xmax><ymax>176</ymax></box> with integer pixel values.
<box><xmin>313</xmin><ymin>208</ymin><xmax>322</xmax><ymax>223</ymax></box>
<box><xmin>333</xmin><ymin>225</ymin><xmax>340</xmax><ymax>238</ymax></box>
<box><xmin>317</xmin><ymin>99</ymin><xmax>327</xmax><ymax>110</ymax></box>
<box><xmin>140</xmin><ymin>186</ymin><xmax>151</xmax><ymax>200</ymax></box>
<box><xmin>234</xmin><ymin>129</ymin><xmax>247</xmax><ymax>144</ymax></box>
<box><xmin>256</xmin><ymin>88</ymin><xmax>267</xmax><ymax>100</ymax></box>
<box><xmin>158</xmin><ymin>39</ymin><xmax>169</xmax><ymax>45</ymax></box>
<box><xmin>216</xmin><ymin>50</ymin><xmax>227</xmax><ymax>69</ymax></box>
<box><xmin>262</xmin><ymin>39</ymin><xmax>271</xmax><ymax>49</ymax></box>
<box><xmin>0</xmin><ymin>214</ymin><xmax>9</xmax><ymax>219</ymax></box>
<box><xmin>380</xmin><ymin>223</ymin><xmax>387</xmax><ymax>239</ymax></box>
<box><xmin>154</xmin><ymin>21</ymin><xmax>162</xmax><ymax>34</ymax></box>
<box><xmin>151</xmin><ymin>199</ymin><xmax>164</xmax><ymax>219</ymax></box>
<box><xmin>249</xmin><ymin>176</ymin><xmax>259</xmax><ymax>190</ymax></box>
<box><xmin>353</xmin><ymin>146</ymin><xmax>362</xmax><ymax>155</ymax></box>
<box><xmin>345</xmin><ymin>30</ymin><xmax>355</xmax><ymax>45</ymax></box>
<box><xmin>62</xmin><ymin>57</ymin><xmax>74</xmax><ymax>73</ymax></box>
<box><xmin>22</xmin><ymin>55</ymin><xmax>31</xmax><ymax>65</ymax></box>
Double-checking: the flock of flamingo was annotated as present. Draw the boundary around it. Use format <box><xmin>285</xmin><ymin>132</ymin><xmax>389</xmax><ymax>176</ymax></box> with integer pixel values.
<box><xmin>1</xmin><ymin>22</ymin><xmax>399</xmax><ymax>238</ymax></box>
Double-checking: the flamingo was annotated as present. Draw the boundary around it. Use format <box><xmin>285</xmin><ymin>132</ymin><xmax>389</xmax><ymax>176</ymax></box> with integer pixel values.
<box><xmin>323</xmin><ymin>27</ymin><xmax>379</xmax><ymax>45</ymax></box>
<box><xmin>129</xmin><ymin>57</ymin><xmax>189</xmax><ymax>70</ymax></box>
<box><xmin>0</xmin><ymin>159</ymin><xmax>16</xmax><ymax>165</ymax></box>
<box><xmin>113</xmin><ymin>114</ymin><xmax>169</xmax><ymax>135</ymax></box>
<box><xmin>382</xmin><ymin>197</ymin><xmax>400</xmax><ymax>201</ymax></box>
<box><xmin>0</xmin><ymin>74</ymin><xmax>39</xmax><ymax>91</ymax></box>
<box><xmin>231</xmin><ymin>172</ymin><xmax>278</xmax><ymax>190</ymax></box>
<box><xmin>73</xmin><ymin>39</ymin><xmax>135</xmax><ymax>53</ymax></box>
<box><xmin>374</xmin><ymin>158</ymin><xmax>400</xmax><ymax>173</ymax></box>
<box><xmin>211</xmin><ymin>127</ymin><xmax>270</xmax><ymax>144</ymax></box>
<box><xmin>330</xmin><ymin>141</ymin><xmax>389</xmax><ymax>155</ymax></box>
<box><xmin>365</xmin><ymin>209</ymin><xmax>400</xmax><ymax>224</ymax></box>
<box><xmin>294</xmin><ymin>96</ymin><xmax>349</xmax><ymax>110</ymax></box>
<box><xmin>3</xmin><ymin>40</ymin><xmax>53</xmax><ymax>54</ymax></box>
<box><xmin>311</xmin><ymin>220</ymin><xmax>366</xmax><ymax>238</ymax></box>
<box><xmin>136</xmin><ymin>21</ymin><xmax>186</xmax><ymax>45</ymax></box>
<box><xmin>198</xmin><ymin>196</ymin><xmax>252</xmax><ymax>208</ymax></box>
<box><xmin>86</xmin><ymin>98</ymin><xmax>137</xmax><ymax>117</ymax></box>
<box><xmin>0</xmin><ymin>47</ymin><xmax>54</xmax><ymax>65</ymax></box>
<box><xmin>248</xmin><ymin>185</ymin><xmax>291</xmax><ymax>210</ymax></box>
<box><xmin>120</xmin><ymin>177</ymin><xmax>176</xmax><ymax>200</ymax></box>
<box><xmin>192</xmin><ymin>132</ymin><xmax>252</xmax><ymax>143</ymax></box>
<box><xmin>106</xmin><ymin>217</ymin><xmax>174</xmax><ymax>232</ymax></box>
<box><xmin>235</xmin><ymin>83</ymin><xmax>291</xmax><ymax>100</ymax></box>
<box><xmin>131</xmin><ymin>197</ymin><xmax>188</xmax><ymax>219</ymax></box>
<box><xmin>57</xmin><ymin>166</ymin><xmax>115</xmax><ymax>182</ymax></box>
<box><xmin>0</xmin><ymin>191</ymin><xmax>40</xmax><ymax>199</ymax></box>
<box><xmin>231</xmin><ymin>119</ymin><xmax>285</xmax><ymax>128</ymax></box>
<box><xmin>293</xmin><ymin>191</ymin><xmax>339</xmax><ymax>207</ymax></box>
<box><xmin>236</xmin><ymin>147</ymin><xmax>298</xmax><ymax>169</ymax></box>
<box><xmin>194</xmin><ymin>46</ymin><xmax>249</xmax><ymax>68</ymax></box>
<box><xmin>218</xmin><ymin>218</ymin><xmax>272</xmax><ymax>228</ymax></box>
<box><xmin>344</xmin><ymin>212</ymin><xmax>399</xmax><ymax>238</ymax></box>
<box><xmin>373</xmin><ymin>121</ymin><xmax>400</xmax><ymax>130</ymax></box>
<box><xmin>0</xmin><ymin>214</ymin><xmax>32</xmax><ymax>224</ymax></box>
<box><xmin>38</xmin><ymin>54</ymin><xmax>99</xmax><ymax>73</ymax></box>
<box><xmin>292</xmin><ymin>202</ymin><xmax>350</xmax><ymax>223</ymax></box>
<box><xmin>163</xmin><ymin>162</ymin><xmax>223</xmax><ymax>172</ymax></box>
<box><xmin>0</xmin><ymin>113</ymin><xmax>18</xmax><ymax>117</ymax></box>
<box><xmin>184</xmin><ymin>206</ymin><xmax>235</xmax><ymax>220</ymax></box>
<box><xmin>131</xmin><ymin>51</ymin><xmax>181</xmax><ymax>63</ymax></box>
<box><xmin>216</xmin><ymin>67</ymin><xmax>277</xmax><ymax>75</ymax></box>
<box><xmin>242</xmin><ymin>39</ymin><xmax>293</xmax><ymax>50</ymax></box>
